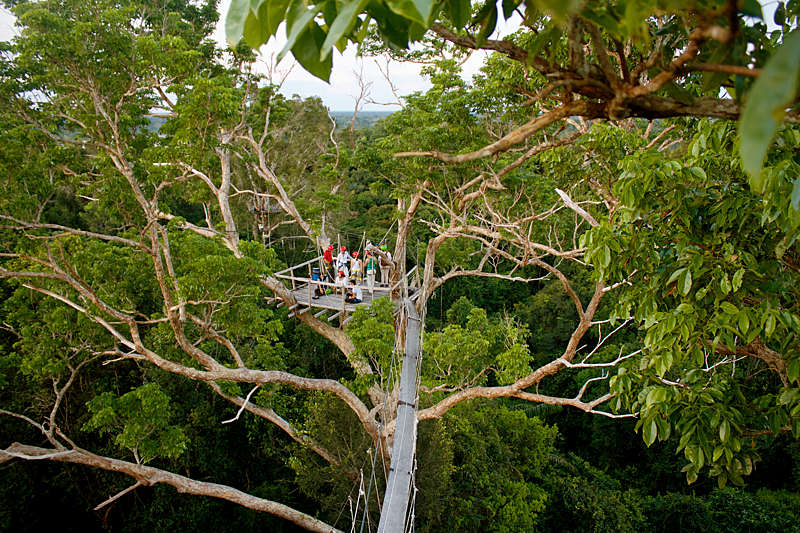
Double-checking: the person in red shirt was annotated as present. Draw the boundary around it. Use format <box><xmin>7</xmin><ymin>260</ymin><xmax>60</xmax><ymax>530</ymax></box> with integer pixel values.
<box><xmin>323</xmin><ymin>244</ymin><xmax>335</xmax><ymax>282</ymax></box>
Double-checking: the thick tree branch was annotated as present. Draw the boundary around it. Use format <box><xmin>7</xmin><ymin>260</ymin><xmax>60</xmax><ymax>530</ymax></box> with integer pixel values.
<box><xmin>394</xmin><ymin>100</ymin><xmax>604</xmax><ymax>163</ymax></box>
<box><xmin>1</xmin><ymin>443</ymin><xmax>342</xmax><ymax>533</ymax></box>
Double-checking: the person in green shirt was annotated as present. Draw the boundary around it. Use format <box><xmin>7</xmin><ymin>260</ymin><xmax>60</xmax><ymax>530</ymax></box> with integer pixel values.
<box><xmin>364</xmin><ymin>250</ymin><xmax>377</xmax><ymax>294</ymax></box>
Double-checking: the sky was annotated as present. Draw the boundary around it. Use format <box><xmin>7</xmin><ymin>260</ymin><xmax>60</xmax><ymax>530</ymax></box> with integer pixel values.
<box><xmin>0</xmin><ymin>2</ymin><xmax>779</xmax><ymax>111</ymax></box>
<box><xmin>0</xmin><ymin>1</ymin><xmax>503</xmax><ymax>111</ymax></box>
<box><xmin>209</xmin><ymin>0</ymin><xmax>506</xmax><ymax>110</ymax></box>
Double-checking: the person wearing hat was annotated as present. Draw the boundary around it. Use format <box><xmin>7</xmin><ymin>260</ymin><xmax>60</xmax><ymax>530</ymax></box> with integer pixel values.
<box><xmin>335</xmin><ymin>269</ymin><xmax>349</xmax><ymax>294</ymax></box>
<box><xmin>350</xmin><ymin>251</ymin><xmax>363</xmax><ymax>283</ymax></box>
<box><xmin>378</xmin><ymin>243</ymin><xmax>392</xmax><ymax>286</ymax></box>
<box><xmin>323</xmin><ymin>244</ymin><xmax>335</xmax><ymax>283</ymax></box>
<box><xmin>336</xmin><ymin>245</ymin><xmax>352</xmax><ymax>277</ymax></box>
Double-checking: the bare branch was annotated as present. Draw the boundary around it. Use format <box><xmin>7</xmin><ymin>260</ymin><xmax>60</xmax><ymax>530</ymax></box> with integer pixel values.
<box><xmin>94</xmin><ymin>481</ymin><xmax>143</xmax><ymax>511</ymax></box>
<box><xmin>555</xmin><ymin>188</ymin><xmax>599</xmax><ymax>227</ymax></box>
<box><xmin>221</xmin><ymin>385</ymin><xmax>260</xmax><ymax>424</ymax></box>
<box><xmin>1</xmin><ymin>443</ymin><xmax>343</xmax><ymax>533</ymax></box>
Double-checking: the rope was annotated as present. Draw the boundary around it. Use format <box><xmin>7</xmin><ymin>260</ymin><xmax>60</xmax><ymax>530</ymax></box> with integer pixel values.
<box><xmin>404</xmin><ymin>463</ymin><xmax>419</xmax><ymax>533</ymax></box>
<box><xmin>332</xmin><ymin>448</ymin><xmax>375</xmax><ymax>531</ymax></box>
<box><xmin>353</xmin><ymin>301</ymin><xmax>403</xmax><ymax>532</ymax></box>
<box><xmin>350</xmin><ymin>471</ymin><xmax>366</xmax><ymax>533</ymax></box>
<box><xmin>358</xmin><ymin>442</ymin><xmax>380</xmax><ymax>533</ymax></box>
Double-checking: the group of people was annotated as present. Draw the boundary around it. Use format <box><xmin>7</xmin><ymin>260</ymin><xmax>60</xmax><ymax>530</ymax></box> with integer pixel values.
<box><xmin>314</xmin><ymin>242</ymin><xmax>394</xmax><ymax>304</ymax></box>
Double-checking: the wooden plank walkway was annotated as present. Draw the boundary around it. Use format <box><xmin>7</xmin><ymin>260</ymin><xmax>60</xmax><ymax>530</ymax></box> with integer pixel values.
<box><xmin>275</xmin><ymin>255</ymin><xmax>420</xmax><ymax>324</ymax></box>
<box><xmin>289</xmin><ymin>282</ymin><xmax>397</xmax><ymax>313</ymax></box>
<box><xmin>377</xmin><ymin>299</ymin><xmax>422</xmax><ymax>533</ymax></box>
<box><xmin>275</xmin><ymin>256</ymin><xmax>425</xmax><ymax>529</ymax></box>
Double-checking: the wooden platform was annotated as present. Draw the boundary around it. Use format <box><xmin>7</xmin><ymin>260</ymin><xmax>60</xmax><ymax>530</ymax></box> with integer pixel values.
<box><xmin>289</xmin><ymin>282</ymin><xmax>397</xmax><ymax>313</ymax></box>
<box><xmin>275</xmin><ymin>255</ymin><xmax>420</xmax><ymax>325</ymax></box>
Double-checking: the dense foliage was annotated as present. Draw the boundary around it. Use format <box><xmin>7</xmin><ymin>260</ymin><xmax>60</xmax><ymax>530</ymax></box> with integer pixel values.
<box><xmin>1</xmin><ymin>0</ymin><xmax>800</xmax><ymax>531</ymax></box>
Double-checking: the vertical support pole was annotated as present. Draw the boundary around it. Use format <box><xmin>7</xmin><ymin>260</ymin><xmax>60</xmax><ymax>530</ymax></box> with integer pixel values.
<box><xmin>307</xmin><ymin>264</ymin><xmax>312</xmax><ymax>303</ymax></box>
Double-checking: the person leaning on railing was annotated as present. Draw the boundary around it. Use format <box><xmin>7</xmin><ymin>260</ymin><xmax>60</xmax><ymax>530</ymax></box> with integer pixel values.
<box><xmin>378</xmin><ymin>243</ymin><xmax>392</xmax><ymax>286</ymax></box>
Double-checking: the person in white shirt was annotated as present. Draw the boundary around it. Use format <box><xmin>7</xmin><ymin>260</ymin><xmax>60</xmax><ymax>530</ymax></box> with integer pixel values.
<box><xmin>345</xmin><ymin>279</ymin><xmax>363</xmax><ymax>303</ymax></box>
<box><xmin>364</xmin><ymin>250</ymin><xmax>377</xmax><ymax>293</ymax></box>
<box><xmin>335</xmin><ymin>270</ymin><xmax>348</xmax><ymax>294</ymax></box>
<box><xmin>336</xmin><ymin>246</ymin><xmax>352</xmax><ymax>274</ymax></box>
<box><xmin>350</xmin><ymin>251</ymin><xmax>362</xmax><ymax>283</ymax></box>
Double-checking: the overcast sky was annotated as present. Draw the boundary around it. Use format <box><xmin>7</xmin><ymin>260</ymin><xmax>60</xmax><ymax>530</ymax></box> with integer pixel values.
<box><xmin>0</xmin><ymin>1</ymin><xmax>504</xmax><ymax>111</ymax></box>
<box><xmin>1</xmin><ymin>2</ymin><xmax>777</xmax><ymax>110</ymax></box>
<box><xmin>209</xmin><ymin>0</ymin><xmax>507</xmax><ymax>110</ymax></box>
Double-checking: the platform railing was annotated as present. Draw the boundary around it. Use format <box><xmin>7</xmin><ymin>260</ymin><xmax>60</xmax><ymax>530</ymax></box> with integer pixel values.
<box><xmin>274</xmin><ymin>255</ymin><xmax>420</xmax><ymax>317</ymax></box>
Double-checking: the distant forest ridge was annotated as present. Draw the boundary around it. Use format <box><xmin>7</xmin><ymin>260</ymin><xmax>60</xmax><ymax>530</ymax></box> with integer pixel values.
<box><xmin>329</xmin><ymin>110</ymin><xmax>394</xmax><ymax>129</ymax></box>
<box><xmin>146</xmin><ymin>110</ymin><xmax>394</xmax><ymax>132</ymax></box>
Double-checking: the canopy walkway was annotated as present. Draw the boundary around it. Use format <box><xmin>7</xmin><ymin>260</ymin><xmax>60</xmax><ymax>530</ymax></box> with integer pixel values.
<box><xmin>274</xmin><ymin>255</ymin><xmax>420</xmax><ymax>325</ymax></box>
<box><xmin>275</xmin><ymin>255</ymin><xmax>424</xmax><ymax>532</ymax></box>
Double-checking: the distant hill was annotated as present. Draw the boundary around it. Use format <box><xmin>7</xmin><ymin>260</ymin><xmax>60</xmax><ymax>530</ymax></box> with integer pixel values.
<box><xmin>145</xmin><ymin>111</ymin><xmax>395</xmax><ymax>133</ymax></box>
<box><xmin>329</xmin><ymin>110</ymin><xmax>394</xmax><ymax>130</ymax></box>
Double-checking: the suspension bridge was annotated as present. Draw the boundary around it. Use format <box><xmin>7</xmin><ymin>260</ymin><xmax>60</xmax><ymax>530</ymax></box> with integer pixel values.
<box><xmin>274</xmin><ymin>255</ymin><xmax>424</xmax><ymax>533</ymax></box>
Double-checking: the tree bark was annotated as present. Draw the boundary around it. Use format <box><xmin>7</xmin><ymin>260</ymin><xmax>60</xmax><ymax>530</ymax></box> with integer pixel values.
<box><xmin>1</xmin><ymin>443</ymin><xmax>342</xmax><ymax>533</ymax></box>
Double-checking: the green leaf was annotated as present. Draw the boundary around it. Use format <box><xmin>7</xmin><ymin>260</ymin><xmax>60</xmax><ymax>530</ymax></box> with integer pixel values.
<box><xmin>261</xmin><ymin>0</ymin><xmax>292</xmax><ymax>41</ymax></box>
<box><xmin>774</xmin><ymin>3</ymin><xmax>786</xmax><ymax>26</ymax></box>
<box><xmin>739</xmin><ymin>31</ymin><xmax>800</xmax><ymax>180</ymax></box>
<box><xmin>720</xmin><ymin>273</ymin><xmax>731</xmax><ymax>295</ymax></box>
<box><xmin>719</xmin><ymin>419</ymin><xmax>730</xmax><ymax>443</ymax></box>
<box><xmin>689</xmin><ymin>167</ymin><xmax>707</xmax><ymax>180</ymax></box>
<box><xmin>681</xmin><ymin>268</ymin><xmax>692</xmax><ymax>296</ymax></box>
<box><xmin>792</xmin><ymin>176</ymin><xmax>800</xmax><ymax>211</ymax></box>
<box><xmin>764</xmin><ymin>313</ymin><xmax>776</xmax><ymax>337</ymax></box>
<box><xmin>667</xmin><ymin>267</ymin><xmax>687</xmax><ymax>286</ymax></box>
<box><xmin>738</xmin><ymin>312</ymin><xmax>750</xmax><ymax>334</ymax></box>
<box><xmin>475</xmin><ymin>4</ymin><xmax>498</xmax><ymax>46</ymax></box>
<box><xmin>720</xmin><ymin>302</ymin><xmax>739</xmax><ymax>315</ymax></box>
<box><xmin>732</xmin><ymin>268</ymin><xmax>745</xmax><ymax>291</ymax></box>
<box><xmin>291</xmin><ymin>22</ymin><xmax>333</xmax><ymax>82</ymax></box>
<box><xmin>740</xmin><ymin>0</ymin><xmax>763</xmax><ymax>18</ymax></box>
<box><xmin>599</xmin><ymin>244</ymin><xmax>611</xmax><ymax>269</ymax></box>
<box><xmin>646</xmin><ymin>387</ymin><xmax>667</xmax><ymax>405</ymax></box>
<box><xmin>533</xmin><ymin>0</ymin><xmax>581</xmax><ymax>22</ymax></box>
<box><xmin>226</xmin><ymin>0</ymin><xmax>259</xmax><ymax>45</ymax></box>
<box><xmin>446</xmin><ymin>0</ymin><xmax>470</xmax><ymax>28</ymax></box>
<box><xmin>643</xmin><ymin>418</ymin><xmax>657</xmax><ymax>446</ymax></box>
<box><xmin>788</xmin><ymin>358</ymin><xmax>800</xmax><ymax>384</ymax></box>
<box><xmin>386</xmin><ymin>0</ymin><xmax>434</xmax><ymax>26</ymax></box>
<box><xmin>320</xmin><ymin>0</ymin><xmax>370</xmax><ymax>60</ymax></box>
<box><xmin>278</xmin><ymin>0</ymin><xmax>323</xmax><ymax>62</ymax></box>
<box><xmin>502</xmin><ymin>0</ymin><xmax>521</xmax><ymax>19</ymax></box>
<box><xmin>712</xmin><ymin>445</ymin><xmax>725</xmax><ymax>462</ymax></box>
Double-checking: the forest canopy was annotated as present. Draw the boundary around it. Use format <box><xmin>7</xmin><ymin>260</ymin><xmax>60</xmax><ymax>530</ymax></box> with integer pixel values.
<box><xmin>1</xmin><ymin>0</ymin><xmax>800</xmax><ymax>531</ymax></box>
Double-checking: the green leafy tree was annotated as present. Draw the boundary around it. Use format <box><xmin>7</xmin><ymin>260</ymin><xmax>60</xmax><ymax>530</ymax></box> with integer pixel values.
<box><xmin>3</xmin><ymin>0</ymin><xmax>800</xmax><ymax>531</ymax></box>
